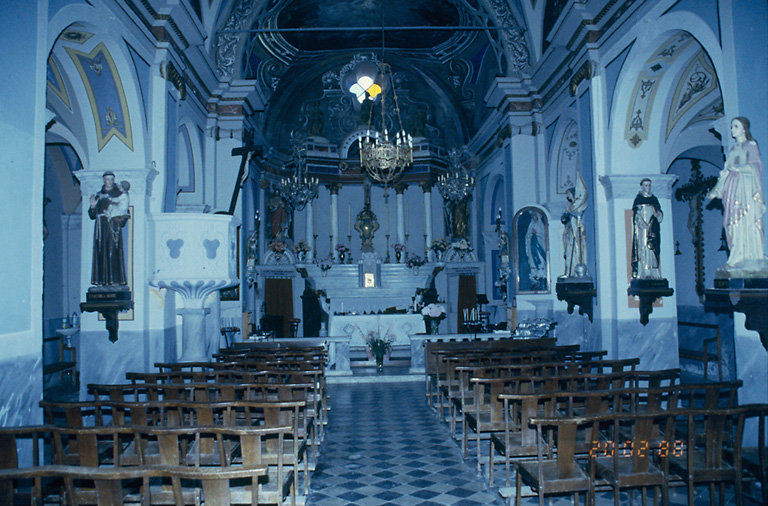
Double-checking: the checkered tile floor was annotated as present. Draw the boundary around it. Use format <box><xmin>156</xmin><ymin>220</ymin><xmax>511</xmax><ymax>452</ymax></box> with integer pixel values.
<box><xmin>307</xmin><ymin>380</ymin><xmax>504</xmax><ymax>505</ymax></box>
<box><xmin>307</xmin><ymin>379</ymin><xmax>764</xmax><ymax>505</ymax></box>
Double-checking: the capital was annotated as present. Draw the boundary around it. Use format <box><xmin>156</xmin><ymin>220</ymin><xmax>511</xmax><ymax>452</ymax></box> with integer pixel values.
<box><xmin>326</xmin><ymin>183</ymin><xmax>342</xmax><ymax>195</ymax></box>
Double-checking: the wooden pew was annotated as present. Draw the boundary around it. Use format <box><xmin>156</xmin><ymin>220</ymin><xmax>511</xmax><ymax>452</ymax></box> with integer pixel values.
<box><xmin>0</xmin><ymin>464</ymin><xmax>268</xmax><ymax>506</ymax></box>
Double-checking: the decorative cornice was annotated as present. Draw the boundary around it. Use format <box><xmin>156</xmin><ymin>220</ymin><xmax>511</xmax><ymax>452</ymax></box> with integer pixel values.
<box><xmin>599</xmin><ymin>174</ymin><xmax>678</xmax><ymax>200</ymax></box>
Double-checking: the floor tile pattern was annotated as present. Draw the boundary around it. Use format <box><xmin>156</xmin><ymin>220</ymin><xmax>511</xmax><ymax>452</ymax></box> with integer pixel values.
<box><xmin>308</xmin><ymin>380</ymin><xmax>504</xmax><ymax>505</ymax></box>
<box><xmin>308</xmin><ymin>378</ymin><xmax>763</xmax><ymax>505</ymax></box>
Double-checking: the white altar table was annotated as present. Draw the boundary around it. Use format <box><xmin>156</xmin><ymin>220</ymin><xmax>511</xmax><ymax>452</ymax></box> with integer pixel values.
<box><xmin>329</xmin><ymin>314</ymin><xmax>426</xmax><ymax>347</ymax></box>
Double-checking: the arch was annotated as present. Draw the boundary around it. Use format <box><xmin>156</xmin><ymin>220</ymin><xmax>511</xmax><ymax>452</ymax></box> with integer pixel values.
<box><xmin>513</xmin><ymin>206</ymin><xmax>550</xmax><ymax>294</ymax></box>
<box><xmin>47</xmin><ymin>5</ymin><xmax>148</xmax><ymax>168</ymax></box>
<box><xmin>548</xmin><ymin>117</ymin><xmax>580</xmax><ymax>196</ymax></box>
<box><xmin>608</xmin><ymin>10</ymin><xmax>727</xmax><ymax>178</ymax></box>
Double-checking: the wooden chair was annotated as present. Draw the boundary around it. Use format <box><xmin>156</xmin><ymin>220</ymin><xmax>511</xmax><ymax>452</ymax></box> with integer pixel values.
<box><xmin>590</xmin><ymin>411</ymin><xmax>677</xmax><ymax>506</ymax></box>
<box><xmin>678</xmin><ymin>321</ymin><xmax>723</xmax><ymax>382</ymax></box>
<box><xmin>739</xmin><ymin>404</ymin><xmax>768</xmax><ymax>505</ymax></box>
<box><xmin>515</xmin><ymin>415</ymin><xmax>595</xmax><ymax>506</ymax></box>
<box><xmin>667</xmin><ymin>407</ymin><xmax>746</xmax><ymax>506</ymax></box>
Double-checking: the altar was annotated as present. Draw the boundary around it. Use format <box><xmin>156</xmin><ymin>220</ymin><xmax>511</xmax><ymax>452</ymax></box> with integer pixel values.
<box><xmin>328</xmin><ymin>313</ymin><xmax>426</xmax><ymax>347</ymax></box>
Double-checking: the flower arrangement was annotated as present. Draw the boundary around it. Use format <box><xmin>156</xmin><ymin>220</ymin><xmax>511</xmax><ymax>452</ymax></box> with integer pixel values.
<box><xmin>365</xmin><ymin>330</ymin><xmax>394</xmax><ymax>367</ymax></box>
<box><xmin>406</xmin><ymin>255</ymin><xmax>426</xmax><ymax>269</ymax></box>
<box><xmin>269</xmin><ymin>241</ymin><xmax>286</xmax><ymax>253</ymax></box>
<box><xmin>430</xmin><ymin>238</ymin><xmax>450</xmax><ymax>252</ymax></box>
<box><xmin>421</xmin><ymin>303</ymin><xmax>446</xmax><ymax>321</ymax></box>
<box><xmin>393</xmin><ymin>243</ymin><xmax>407</xmax><ymax>253</ymax></box>
<box><xmin>421</xmin><ymin>303</ymin><xmax>446</xmax><ymax>334</ymax></box>
<box><xmin>335</xmin><ymin>243</ymin><xmax>350</xmax><ymax>254</ymax></box>
<box><xmin>293</xmin><ymin>240</ymin><xmax>311</xmax><ymax>253</ymax></box>
<box><xmin>452</xmin><ymin>238</ymin><xmax>473</xmax><ymax>252</ymax></box>
<box><xmin>319</xmin><ymin>255</ymin><xmax>334</xmax><ymax>272</ymax></box>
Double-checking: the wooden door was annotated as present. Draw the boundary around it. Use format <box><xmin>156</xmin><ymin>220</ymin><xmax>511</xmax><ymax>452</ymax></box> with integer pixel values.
<box><xmin>264</xmin><ymin>278</ymin><xmax>293</xmax><ymax>338</ymax></box>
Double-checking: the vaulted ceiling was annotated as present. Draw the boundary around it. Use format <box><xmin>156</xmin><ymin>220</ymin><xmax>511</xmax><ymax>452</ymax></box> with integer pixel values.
<box><xmin>204</xmin><ymin>0</ymin><xmax>551</xmax><ymax>154</ymax></box>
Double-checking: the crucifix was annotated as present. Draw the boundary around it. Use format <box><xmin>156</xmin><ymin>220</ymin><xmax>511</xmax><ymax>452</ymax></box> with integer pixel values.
<box><xmin>227</xmin><ymin>144</ymin><xmax>263</xmax><ymax>215</ymax></box>
<box><xmin>673</xmin><ymin>159</ymin><xmax>718</xmax><ymax>301</ymax></box>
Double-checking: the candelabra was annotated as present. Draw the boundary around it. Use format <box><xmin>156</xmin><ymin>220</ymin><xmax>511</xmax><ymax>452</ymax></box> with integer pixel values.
<box><xmin>280</xmin><ymin>142</ymin><xmax>318</xmax><ymax>211</ymax></box>
<box><xmin>357</xmin><ymin>62</ymin><xmax>413</xmax><ymax>190</ymax></box>
<box><xmin>437</xmin><ymin>147</ymin><xmax>475</xmax><ymax>203</ymax></box>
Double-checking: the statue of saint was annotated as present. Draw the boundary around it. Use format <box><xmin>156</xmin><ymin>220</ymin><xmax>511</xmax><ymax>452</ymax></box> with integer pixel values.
<box><xmin>706</xmin><ymin>116</ymin><xmax>767</xmax><ymax>273</ymax></box>
<box><xmin>561</xmin><ymin>173</ymin><xmax>588</xmax><ymax>277</ymax></box>
<box><xmin>449</xmin><ymin>199</ymin><xmax>469</xmax><ymax>239</ymax></box>
<box><xmin>631</xmin><ymin>178</ymin><xmax>663</xmax><ymax>279</ymax></box>
<box><xmin>88</xmin><ymin>172</ymin><xmax>130</xmax><ymax>288</ymax></box>
<box><xmin>267</xmin><ymin>191</ymin><xmax>289</xmax><ymax>241</ymax></box>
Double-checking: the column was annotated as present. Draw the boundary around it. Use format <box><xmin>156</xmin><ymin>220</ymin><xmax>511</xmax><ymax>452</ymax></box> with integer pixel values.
<box><xmin>421</xmin><ymin>181</ymin><xmax>433</xmax><ymax>258</ymax></box>
<box><xmin>598</xmin><ymin>174</ymin><xmax>679</xmax><ymax>370</ymax></box>
<box><xmin>327</xmin><ymin>184</ymin><xmax>341</xmax><ymax>259</ymax></box>
<box><xmin>395</xmin><ymin>183</ymin><xmax>407</xmax><ymax>246</ymax></box>
<box><xmin>305</xmin><ymin>201</ymin><xmax>314</xmax><ymax>263</ymax></box>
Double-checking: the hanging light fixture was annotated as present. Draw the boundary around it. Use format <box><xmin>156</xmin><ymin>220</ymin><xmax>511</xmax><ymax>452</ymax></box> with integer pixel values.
<box><xmin>280</xmin><ymin>142</ymin><xmax>318</xmax><ymax>211</ymax></box>
<box><xmin>356</xmin><ymin>23</ymin><xmax>412</xmax><ymax>191</ymax></box>
<box><xmin>437</xmin><ymin>147</ymin><xmax>475</xmax><ymax>202</ymax></box>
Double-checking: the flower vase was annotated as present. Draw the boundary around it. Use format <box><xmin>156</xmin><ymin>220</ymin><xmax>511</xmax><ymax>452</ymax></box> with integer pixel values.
<box><xmin>298</xmin><ymin>251</ymin><xmax>306</xmax><ymax>263</ymax></box>
<box><xmin>396</xmin><ymin>251</ymin><xmax>402</xmax><ymax>263</ymax></box>
<box><xmin>412</xmin><ymin>265</ymin><xmax>419</xmax><ymax>275</ymax></box>
<box><xmin>435</xmin><ymin>251</ymin><xmax>442</xmax><ymax>262</ymax></box>
<box><xmin>375</xmin><ymin>354</ymin><xmax>384</xmax><ymax>371</ymax></box>
<box><xmin>339</xmin><ymin>252</ymin><xmax>346</xmax><ymax>264</ymax></box>
<box><xmin>430</xmin><ymin>319</ymin><xmax>440</xmax><ymax>335</ymax></box>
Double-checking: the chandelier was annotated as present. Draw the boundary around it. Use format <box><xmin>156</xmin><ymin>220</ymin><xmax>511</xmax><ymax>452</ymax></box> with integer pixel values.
<box><xmin>437</xmin><ymin>147</ymin><xmax>475</xmax><ymax>202</ymax></box>
<box><xmin>357</xmin><ymin>61</ymin><xmax>413</xmax><ymax>189</ymax></box>
<box><xmin>280</xmin><ymin>143</ymin><xmax>318</xmax><ymax>211</ymax></box>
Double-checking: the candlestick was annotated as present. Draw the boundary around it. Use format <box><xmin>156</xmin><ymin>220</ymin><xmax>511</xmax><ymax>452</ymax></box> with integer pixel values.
<box><xmin>348</xmin><ymin>203</ymin><xmax>351</xmax><ymax>237</ymax></box>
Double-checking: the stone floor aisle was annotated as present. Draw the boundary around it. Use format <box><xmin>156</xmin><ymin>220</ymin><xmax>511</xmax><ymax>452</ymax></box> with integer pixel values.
<box><xmin>307</xmin><ymin>380</ymin><xmax>504</xmax><ymax>505</ymax></box>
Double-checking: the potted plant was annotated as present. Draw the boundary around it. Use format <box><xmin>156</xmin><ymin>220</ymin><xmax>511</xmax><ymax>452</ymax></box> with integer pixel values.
<box><xmin>294</xmin><ymin>240</ymin><xmax>311</xmax><ymax>262</ymax></box>
<box><xmin>406</xmin><ymin>255</ymin><xmax>426</xmax><ymax>274</ymax></box>
<box><xmin>319</xmin><ymin>255</ymin><xmax>333</xmax><ymax>276</ymax></box>
<box><xmin>429</xmin><ymin>238</ymin><xmax>449</xmax><ymax>261</ymax></box>
<box><xmin>269</xmin><ymin>240</ymin><xmax>286</xmax><ymax>260</ymax></box>
<box><xmin>366</xmin><ymin>330</ymin><xmax>394</xmax><ymax>371</ymax></box>
<box><xmin>421</xmin><ymin>303</ymin><xmax>446</xmax><ymax>334</ymax></box>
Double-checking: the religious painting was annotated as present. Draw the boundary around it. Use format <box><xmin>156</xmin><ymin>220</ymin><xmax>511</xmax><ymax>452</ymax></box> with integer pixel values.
<box><xmin>220</xmin><ymin>285</ymin><xmax>240</xmax><ymax>301</ymax></box>
<box><xmin>513</xmin><ymin>207</ymin><xmax>550</xmax><ymax>294</ymax></box>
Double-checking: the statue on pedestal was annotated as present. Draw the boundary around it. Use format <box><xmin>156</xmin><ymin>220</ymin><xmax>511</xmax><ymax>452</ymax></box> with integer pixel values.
<box><xmin>88</xmin><ymin>171</ymin><xmax>130</xmax><ymax>288</ymax></box>
<box><xmin>561</xmin><ymin>173</ymin><xmax>588</xmax><ymax>278</ymax></box>
<box><xmin>706</xmin><ymin>116</ymin><xmax>767</xmax><ymax>275</ymax></box>
<box><xmin>631</xmin><ymin>178</ymin><xmax>663</xmax><ymax>279</ymax></box>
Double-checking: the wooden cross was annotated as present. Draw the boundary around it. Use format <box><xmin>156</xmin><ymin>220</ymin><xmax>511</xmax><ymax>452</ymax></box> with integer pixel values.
<box><xmin>674</xmin><ymin>159</ymin><xmax>718</xmax><ymax>300</ymax></box>
<box><xmin>227</xmin><ymin>144</ymin><xmax>263</xmax><ymax>215</ymax></box>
